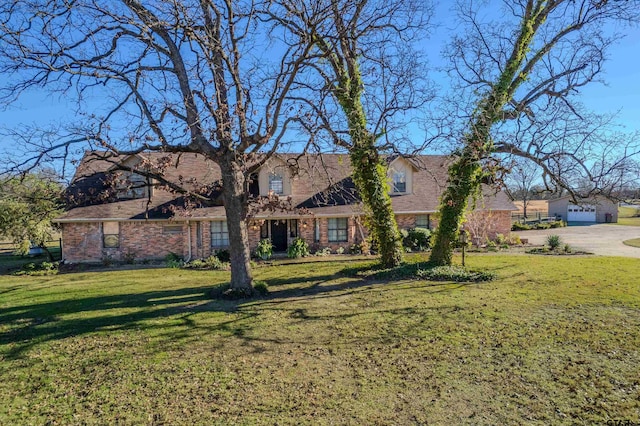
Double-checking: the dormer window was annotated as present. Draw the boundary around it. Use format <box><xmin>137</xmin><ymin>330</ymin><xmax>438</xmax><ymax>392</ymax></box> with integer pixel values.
<box><xmin>392</xmin><ymin>171</ymin><xmax>406</xmax><ymax>193</ymax></box>
<box><xmin>117</xmin><ymin>172</ymin><xmax>149</xmax><ymax>199</ymax></box>
<box><xmin>269</xmin><ymin>173</ymin><xmax>284</xmax><ymax>195</ymax></box>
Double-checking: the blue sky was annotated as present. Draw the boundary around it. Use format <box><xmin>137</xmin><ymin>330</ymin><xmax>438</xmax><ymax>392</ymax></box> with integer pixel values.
<box><xmin>1</xmin><ymin>4</ymin><xmax>639</xmax><ymax>166</ymax></box>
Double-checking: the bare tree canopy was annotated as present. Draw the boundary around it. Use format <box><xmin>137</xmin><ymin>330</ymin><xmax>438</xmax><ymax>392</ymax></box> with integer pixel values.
<box><xmin>0</xmin><ymin>0</ymin><xmax>317</xmax><ymax>291</ymax></box>
<box><xmin>266</xmin><ymin>0</ymin><xmax>434</xmax><ymax>267</ymax></box>
<box><xmin>429</xmin><ymin>0</ymin><xmax>640</xmax><ymax>266</ymax></box>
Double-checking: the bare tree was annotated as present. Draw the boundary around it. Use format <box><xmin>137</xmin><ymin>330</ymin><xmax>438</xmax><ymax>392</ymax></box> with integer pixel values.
<box><xmin>0</xmin><ymin>0</ymin><xmax>317</xmax><ymax>292</ymax></box>
<box><xmin>504</xmin><ymin>157</ymin><xmax>542</xmax><ymax>219</ymax></box>
<box><xmin>429</xmin><ymin>0</ymin><xmax>640</xmax><ymax>266</ymax></box>
<box><xmin>266</xmin><ymin>0</ymin><xmax>433</xmax><ymax>267</ymax></box>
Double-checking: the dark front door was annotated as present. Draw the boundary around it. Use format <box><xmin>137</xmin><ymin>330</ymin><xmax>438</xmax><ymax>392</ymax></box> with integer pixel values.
<box><xmin>270</xmin><ymin>220</ymin><xmax>288</xmax><ymax>252</ymax></box>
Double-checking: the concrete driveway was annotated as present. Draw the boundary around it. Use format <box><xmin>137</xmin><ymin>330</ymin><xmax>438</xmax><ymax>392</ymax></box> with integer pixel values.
<box><xmin>518</xmin><ymin>223</ymin><xmax>640</xmax><ymax>258</ymax></box>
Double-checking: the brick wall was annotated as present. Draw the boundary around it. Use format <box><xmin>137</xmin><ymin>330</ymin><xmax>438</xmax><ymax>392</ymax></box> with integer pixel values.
<box><xmin>61</xmin><ymin>222</ymin><xmax>103</xmax><ymax>262</ymax></box>
<box><xmin>62</xmin><ymin>221</ymin><xmax>187</xmax><ymax>263</ymax></box>
<box><xmin>62</xmin><ymin>211</ymin><xmax>513</xmax><ymax>262</ymax></box>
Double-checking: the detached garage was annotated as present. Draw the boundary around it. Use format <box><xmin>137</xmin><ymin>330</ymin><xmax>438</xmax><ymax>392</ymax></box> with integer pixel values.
<box><xmin>548</xmin><ymin>196</ymin><xmax>618</xmax><ymax>223</ymax></box>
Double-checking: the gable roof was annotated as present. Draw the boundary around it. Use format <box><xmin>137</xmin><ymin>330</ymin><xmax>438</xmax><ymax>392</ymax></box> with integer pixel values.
<box><xmin>56</xmin><ymin>152</ymin><xmax>516</xmax><ymax>222</ymax></box>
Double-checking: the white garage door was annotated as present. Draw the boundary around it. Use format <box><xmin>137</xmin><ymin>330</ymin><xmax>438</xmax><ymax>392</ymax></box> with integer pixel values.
<box><xmin>567</xmin><ymin>204</ymin><xmax>596</xmax><ymax>222</ymax></box>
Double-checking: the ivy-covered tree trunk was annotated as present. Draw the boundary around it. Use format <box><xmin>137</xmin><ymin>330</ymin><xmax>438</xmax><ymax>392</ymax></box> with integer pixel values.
<box><xmin>429</xmin><ymin>142</ymin><xmax>487</xmax><ymax>265</ymax></box>
<box><xmin>350</xmin><ymin>140</ymin><xmax>404</xmax><ymax>268</ymax></box>
<box><xmin>335</xmin><ymin>76</ymin><xmax>403</xmax><ymax>268</ymax></box>
<box><xmin>430</xmin><ymin>2</ymin><xmax>542</xmax><ymax>266</ymax></box>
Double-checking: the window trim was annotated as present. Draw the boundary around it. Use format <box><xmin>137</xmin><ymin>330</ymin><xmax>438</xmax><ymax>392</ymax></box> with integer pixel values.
<box><xmin>163</xmin><ymin>224</ymin><xmax>183</xmax><ymax>234</ymax></box>
<box><xmin>289</xmin><ymin>219</ymin><xmax>298</xmax><ymax>238</ymax></box>
<box><xmin>392</xmin><ymin>171</ymin><xmax>406</xmax><ymax>193</ymax></box>
<box><xmin>211</xmin><ymin>220</ymin><xmax>230</xmax><ymax>248</ymax></box>
<box><xmin>269</xmin><ymin>173</ymin><xmax>284</xmax><ymax>195</ymax></box>
<box><xmin>415</xmin><ymin>214</ymin><xmax>430</xmax><ymax>229</ymax></box>
<box><xmin>328</xmin><ymin>217</ymin><xmax>348</xmax><ymax>242</ymax></box>
<box><xmin>102</xmin><ymin>221</ymin><xmax>120</xmax><ymax>248</ymax></box>
<box><xmin>116</xmin><ymin>172</ymin><xmax>149</xmax><ymax>200</ymax></box>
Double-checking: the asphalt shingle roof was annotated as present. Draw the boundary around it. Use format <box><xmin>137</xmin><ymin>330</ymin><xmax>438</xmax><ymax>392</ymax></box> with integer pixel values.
<box><xmin>56</xmin><ymin>152</ymin><xmax>516</xmax><ymax>221</ymax></box>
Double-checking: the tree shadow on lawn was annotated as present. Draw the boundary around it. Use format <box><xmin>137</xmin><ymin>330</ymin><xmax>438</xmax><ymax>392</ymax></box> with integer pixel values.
<box><xmin>1</xmin><ymin>266</ymin><xmax>481</xmax><ymax>360</ymax></box>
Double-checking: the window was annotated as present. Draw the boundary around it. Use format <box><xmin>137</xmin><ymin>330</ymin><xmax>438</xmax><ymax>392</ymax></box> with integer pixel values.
<box><xmin>163</xmin><ymin>224</ymin><xmax>183</xmax><ymax>234</ymax></box>
<box><xmin>260</xmin><ymin>221</ymin><xmax>269</xmax><ymax>239</ymax></box>
<box><xmin>289</xmin><ymin>219</ymin><xmax>298</xmax><ymax>237</ymax></box>
<box><xmin>314</xmin><ymin>219</ymin><xmax>320</xmax><ymax>243</ymax></box>
<box><xmin>328</xmin><ymin>218</ymin><xmax>348</xmax><ymax>242</ymax></box>
<box><xmin>117</xmin><ymin>172</ymin><xmax>148</xmax><ymax>199</ymax></box>
<box><xmin>196</xmin><ymin>222</ymin><xmax>202</xmax><ymax>248</ymax></box>
<box><xmin>103</xmin><ymin>222</ymin><xmax>120</xmax><ymax>248</ymax></box>
<box><xmin>269</xmin><ymin>173</ymin><xmax>283</xmax><ymax>195</ymax></box>
<box><xmin>416</xmin><ymin>214</ymin><xmax>430</xmax><ymax>229</ymax></box>
<box><xmin>211</xmin><ymin>221</ymin><xmax>229</xmax><ymax>247</ymax></box>
<box><xmin>392</xmin><ymin>171</ymin><xmax>406</xmax><ymax>193</ymax></box>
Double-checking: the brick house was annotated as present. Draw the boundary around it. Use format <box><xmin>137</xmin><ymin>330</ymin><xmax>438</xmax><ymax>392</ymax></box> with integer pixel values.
<box><xmin>55</xmin><ymin>152</ymin><xmax>516</xmax><ymax>263</ymax></box>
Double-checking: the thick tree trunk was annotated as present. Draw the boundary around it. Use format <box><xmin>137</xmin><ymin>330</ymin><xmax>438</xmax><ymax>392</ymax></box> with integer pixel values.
<box><xmin>219</xmin><ymin>155</ymin><xmax>254</xmax><ymax>292</ymax></box>
<box><xmin>334</xmin><ymin>74</ymin><xmax>403</xmax><ymax>268</ymax></box>
<box><xmin>350</xmin><ymin>142</ymin><xmax>403</xmax><ymax>268</ymax></box>
<box><xmin>429</xmin><ymin>153</ymin><xmax>482</xmax><ymax>266</ymax></box>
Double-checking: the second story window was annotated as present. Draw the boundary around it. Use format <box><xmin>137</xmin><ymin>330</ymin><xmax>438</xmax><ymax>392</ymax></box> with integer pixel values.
<box><xmin>392</xmin><ymin>171</ymin><xmax>406</xmax><ymax>193</ymax></box>
<box><xmin>269</xmin><ymin>173</ymin><xmax>283</xmax><ymax>195</ymax></box>
<box><xmin>117</xmin><ymin>172</ymin><xmax>148</xmax><ymax>199</ymax></box>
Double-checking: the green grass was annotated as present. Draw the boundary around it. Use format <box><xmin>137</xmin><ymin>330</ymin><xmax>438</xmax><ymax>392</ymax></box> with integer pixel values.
<box><xmin>618</xmin><ymin>206</ymin><xmax>640</xmax><ymax>226</ymax></box>
<box><xmin>623</xmin><ymin>238</ymin><xmax>640</xmax><ymax>248</ymax></box>
<box><xmin>1</xmin><ymin>254</ymin><xmax>640</xmax><ymax>424</ymax></box>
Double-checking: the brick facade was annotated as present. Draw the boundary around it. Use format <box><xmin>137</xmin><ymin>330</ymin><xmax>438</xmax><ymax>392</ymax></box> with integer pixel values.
<box><xmin>61</xmin><ymin>210</ymin><xmax>512</xmax><ymax>263</ymax></box>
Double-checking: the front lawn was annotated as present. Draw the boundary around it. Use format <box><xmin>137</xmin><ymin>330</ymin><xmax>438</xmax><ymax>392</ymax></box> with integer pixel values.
<box><xmin>618</xmin><ymin>206</ymin><xmax>640</xmax><ymax>226</ymax></box>
<box><xmin>1</xmin><ymin>255</ymin><xmax>639</xmax><ymax>424</ymax></box>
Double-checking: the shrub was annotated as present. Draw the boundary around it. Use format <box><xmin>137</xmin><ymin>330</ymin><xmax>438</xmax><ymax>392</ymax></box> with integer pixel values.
<box><xmin>536</xmin><ymin>223</ymin><xmax>551</xmax><ymax>229</ymax></box>
<box><xmin>494</xmin><ymin>233</ymin><xmax>506</xmax><ymax>245</ymax></box>
<box><xmin>287</xmin><ymin>237</ymin><xmax>309</xmax><ymax>259</ymax></box>
<box><xmin>486</xmin><ymin>240</ymin><xmax>498</xmax><ymax>251</ymax></box>
<box><xmin>255</xmin><ymin>239</ymin><xmax>273</xmax><ymax>260</ymax></box>
<box><xmin>165</xmin><ymin>252</ymin><xmax>183</xmax><ymax>268</ymax></box>
<box><xmin>402</xmin><ymin>227</ymin><xmax>432</xmax><ymax>251</ymax></box>
<box><xmin>349</xmin><ymin>241</ymin><xmax>370</xmax><ymax>255</ymax></box>
<box><xmin>102</xmin><ymin>255</ymin><xmax>114</xmax><ymax>267</ymax></box>
<box><xmin>416</xmin><ymin>265</ymin><xmax>495</xmax><ymax>282</ymax></box>
<box><xmin>123</xmin><ymin>250</ymin><xmax>136</xmax><ymax>264</ymax></box>
<box><xmin>315</xmin><ymin>247</ymin><xmax>332</xmax><ymax>256</ymax></box>
<box><xmin>14</xmin><ymin>260</ymin><xmax>59</xmax><ymax>276</ymax></box>
<box><xmin>512</xmin><ymin>222</ymin><xmax>532</xmax><ymax>231</ymax></box>
<box><xmin>336</xmin><ymin>247</ymin><xmax>345</xmax><ymax>255</ymax></box>
<box><xmin>253</xmin><ymin>281</ymin><xmax>269</xmax><ymax>296</ymax></box>
<box><xmin>213</xmin><ymin>249</ymin><xmax>231</xmax><ymax>262</ymax></box>
<box><xmin>183</xmin><ymin>255</ymin><xmax>227</xmax><ymax>270</ymax></box>
<box><xmin>563</xmin><ymin>243</ymin><xmax>572</xmax><ymax>253</ymax></box>
<box><xmin>506</xmin><ymin>233</ymin><xmax>522</xmax><ymax>245</ymax></box>
<box><xmin>549</xmin><ymin>220</ymin><xmax>566</xmax><ymax>228</ymax></box>
<box><xmin>546</xmin><ymin>234</ymin><xmax>562</xmax><ymax>250</ymax></box>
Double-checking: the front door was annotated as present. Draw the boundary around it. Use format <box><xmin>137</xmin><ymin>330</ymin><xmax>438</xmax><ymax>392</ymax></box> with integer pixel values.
<box><xmin>270</xmin><ymin>220</ymin><xmax>288</xmax><ymax>252</ymax></box>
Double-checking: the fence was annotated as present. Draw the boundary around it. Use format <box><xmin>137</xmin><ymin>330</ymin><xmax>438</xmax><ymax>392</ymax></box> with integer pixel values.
<box><xmin>511</xmin><ymin>212</ymin><xmax>561</xmax><ymax>224</ymax></box>
<box><xmin>0</xmin><ymin>239</ymin><xmax>62</xmax><ymax>259</ymax></box>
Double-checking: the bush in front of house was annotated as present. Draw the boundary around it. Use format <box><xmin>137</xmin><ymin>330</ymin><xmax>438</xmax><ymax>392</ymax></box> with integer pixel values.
<box><xmin>212</xmin><ymin>249</ymin><xmax>231</xmax><ymax>262</ymax></box>
<box><xmin>349</xmin><ymin>241</ymin><xmax>370</xmax><ymax>255</ymax></box>
<box><xmin>287</xmin><ymin>237</ymin><xmax>310</xmax><ymax>259</ymax></box>
<box><xmin>255</xmin><ymin>239</ymin><xmax>273</xmax><ymax>260</ymax></box>
<box><xmin>314</xmin><ymin>247</ymin><xmax>332</xmax><ymax>257</ymax></box>
<box><xmin>183</xmin><ymin>255</ymin><xmax>228</xmax><ymax>270</ymax></box>
<box><xmin>402</xmin><ymin>227</ymin><xmax>431</xmax><ymax>251</ymax></box>
<box><xmin>165</xmin><ymin>252</ymin><xmax>183</xmax><ymax>268</ymax></box>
